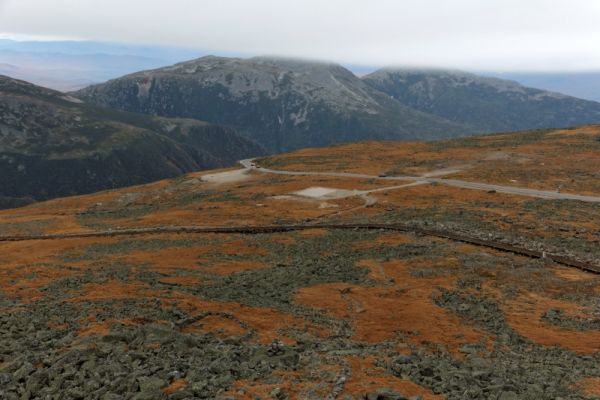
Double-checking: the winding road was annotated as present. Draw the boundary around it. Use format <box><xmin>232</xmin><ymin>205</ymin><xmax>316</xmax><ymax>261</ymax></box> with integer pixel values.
<box><xmin>240</xmin><ymin>159</ymin><xmax>600</xmax><ymax>203</ymax></box>
<box><xmin>1</xmin><ymin>160</ymin><xmax>598</xmax><ymax>274</ymax></box>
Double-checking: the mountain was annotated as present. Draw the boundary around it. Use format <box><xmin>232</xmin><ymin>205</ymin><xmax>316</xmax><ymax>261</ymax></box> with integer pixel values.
<box><xmin>2</xmin><ymin>125</ymin><xmax>600</xmax><ymax>399</ymax></box>
<box><xmin>490</xmin><ymin>71</ymin><xmax>600</xmax><ymax>102</ymax></box>
<box><xmin>362</xmin><ymin>68</ymin><xmax>600</xmax><ymax>132</ymax></box>
<box><xmin>0</xmin><ymin>39</ymin><xmax>203</xmax><ymax>91</ymax></box>
<box><xmin>0</xmin><ymin>75</ymin><xmax>262</xmax><ymax>206</ymax></box>
<box><xmin>73</xmin><ymin>56</ymin><xmax>471</xmax><ymax>152</ymax></box>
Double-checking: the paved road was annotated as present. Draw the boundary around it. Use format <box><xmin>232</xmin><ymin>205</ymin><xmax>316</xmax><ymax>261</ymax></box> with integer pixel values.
<box><xmin>240</xmin><ymin>159</ymin><xmax>418</xmax><ymax>181</ymax></box>
<box><xmin>240</xmin><ymin>159</ymin><xmax>600</xmax><ymax>203</ymax></box>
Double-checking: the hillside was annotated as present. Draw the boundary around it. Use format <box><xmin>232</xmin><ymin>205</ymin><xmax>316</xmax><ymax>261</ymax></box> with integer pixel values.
<box><xmin>0</xmin><ymin>75</ymin><xmax>262</xmax><ymax>206</ymax></box>
<box><xmin>1</xmin><ymin>126</ymin><xmax>600</xmax><ymax>399</ymax></box>
<box><xmin>73</xmin><ymin>56</ymin><xmax>470</xmax><ymax>152</ymax></box>
<box><xmin>494</xmin><ymin>71</ymin><xmax>600</xmax><ymax>103</ymax></box>
<box><xmin>363</xmin><ymin>68</ymin><xmax>600</xmax><ymax>132</ymax></box>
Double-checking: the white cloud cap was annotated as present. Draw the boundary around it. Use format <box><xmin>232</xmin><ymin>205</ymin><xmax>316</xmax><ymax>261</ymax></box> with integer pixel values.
<box><xmin>1</xmin><ymin>0</ymin><xmax>600</xmax><ymax>71</ymax></box>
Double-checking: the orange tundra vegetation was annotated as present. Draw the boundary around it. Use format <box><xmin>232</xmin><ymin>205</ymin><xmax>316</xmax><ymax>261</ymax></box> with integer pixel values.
<box><xmin>2</xmin><ymin>126</ymin><xmax>600</xmax><ymax>398</ymax></box>
<box><xmin>295</xmin><ymin>258</ymin><xmax>492</xmax><ymax>355</ymax></box>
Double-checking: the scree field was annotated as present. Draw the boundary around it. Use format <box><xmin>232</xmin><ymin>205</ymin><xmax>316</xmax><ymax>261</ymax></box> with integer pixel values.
<box><xmin>2</xmin><ymin>126</ymin><xmax>600</xmax><ymax>399</ymax></box>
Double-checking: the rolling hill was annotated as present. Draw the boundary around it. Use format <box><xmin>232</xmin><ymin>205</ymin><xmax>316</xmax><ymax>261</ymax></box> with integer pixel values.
<box><xmin>0</xmin><ymin>75</ymin><xmax>262</xmax><ymax>207</ymax></box>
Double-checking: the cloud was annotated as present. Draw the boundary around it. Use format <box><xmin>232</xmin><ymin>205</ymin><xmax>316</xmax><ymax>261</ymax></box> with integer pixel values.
<box><xmin>1</xmin><ymin>0</ymin><xmax>600</xmax><ymax>71</ymax></box>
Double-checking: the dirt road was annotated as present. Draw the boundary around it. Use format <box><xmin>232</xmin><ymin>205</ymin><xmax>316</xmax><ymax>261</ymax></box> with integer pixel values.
<box><xmin>241</xmin><ymin>159</ymin><xmax>600</xmax><ymax>203</ymax></box>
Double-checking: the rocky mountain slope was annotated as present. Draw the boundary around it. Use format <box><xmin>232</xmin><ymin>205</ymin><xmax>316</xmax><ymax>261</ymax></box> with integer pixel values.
<box><xmin>363</xmin><ymin>68</ymin><xmax>600</xmax><ymax>132</ymax></box>
<box><xmin>0</xmin><ymin>75</ymin><xmax>262</xmax><ymax>206</ymax></box>
<box><xmin>494</xmin><ymin>71</ymin><xmax>600</xmax><ymax>102</ymax></box>
<box><xmin>73</xmin><ymin>56</ymin><xmax>470</xmax><ymax>152</ymax></box>
<box><xmin>2</xmin><ymin>126</ymin><xmax>600</xmax><ymax>399</ymax></box>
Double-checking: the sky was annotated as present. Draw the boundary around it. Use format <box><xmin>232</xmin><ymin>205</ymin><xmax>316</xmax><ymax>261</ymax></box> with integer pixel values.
<box><xmin>1</xmin><ymin>0</ymin><xmax>600</xmax><ymax>71</ymax></box>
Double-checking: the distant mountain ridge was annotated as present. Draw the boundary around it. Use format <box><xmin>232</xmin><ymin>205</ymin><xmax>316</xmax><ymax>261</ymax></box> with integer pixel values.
<box><xmin>0</xmin><ymin>75</ymin><xmax>262</xmax><ymax>206</ymax></box>
<box><xmin>74</xmin><ymin>56</ymin><xmax>471</xmax><ymax>152</ymax></box>
<box><xmin>362</xmin><ymin>68</ymin><xmax>600</xmax><ymax>132</ymax></box>
<box><xmin>491</xmin><ymin>71</ymin><xmax>600</xmax><ymax>102</ymax></box>
<box><xmin>74</xmin><ymin>56</ymin><xmax>600</xmax><ymax>151</ymax></box>
<box><xmin>0</xmin><ymin>39</ymin><xmax>203</xmax><ymax>91</ymax></box>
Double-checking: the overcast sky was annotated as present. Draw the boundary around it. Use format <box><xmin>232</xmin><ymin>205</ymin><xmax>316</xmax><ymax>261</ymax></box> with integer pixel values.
<box><xmin>1</xmin><ymin>0</ymin><xmax>600</xmax><ymax>71</ymax></box>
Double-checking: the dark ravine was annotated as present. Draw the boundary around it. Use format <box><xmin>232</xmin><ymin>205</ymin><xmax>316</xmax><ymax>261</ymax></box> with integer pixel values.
<box><xmin>0</xmin><ymin>75</ymin><xmax>263</xmax><ymax>204</ymax></box>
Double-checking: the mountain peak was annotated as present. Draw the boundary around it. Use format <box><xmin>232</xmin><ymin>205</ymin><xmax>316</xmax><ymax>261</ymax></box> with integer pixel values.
<box><xmin>74</xmin><ymin>56</ymin><xmax>466</xmax><ymax>152</ymax></box>
<box><xmin>0</xmin><ymin>73</ymin><xmax>64</xmax><ymax>98</ymax></box>
<box><xmin>365</xmin><ymin>67</ymin><xmax>570</xmax><ymax>99</ymax></box>
<box><xmin>362</xmin><ymin>67</ymin><xmax>599</xmax><ymax>132</ymax></box>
